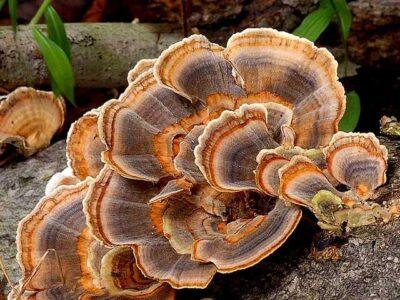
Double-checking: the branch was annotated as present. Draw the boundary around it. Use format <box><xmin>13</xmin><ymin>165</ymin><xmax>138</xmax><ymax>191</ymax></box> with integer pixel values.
<box><xmin>0</xmin><ymin>23</ymin><xmax>185</xmax><ymax>90</ymax></box>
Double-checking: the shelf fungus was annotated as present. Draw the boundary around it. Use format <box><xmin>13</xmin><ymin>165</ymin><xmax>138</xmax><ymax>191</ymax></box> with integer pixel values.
<box><xmin>14</xmin><ymin>179</ymin><xmax>174</xmax><ymax>299</ymax></box>
<box><xmin>0</xmin><ymin>87</ymin><xmax>65</xmax><ymax>165</ymax></box>
<box><xmin>67</xmin><ymin>108</ymin><xmax>105</xmax><ymax>179</ymax></box>
<box><xmin>12</xmin><ymin>28</ymin><xmax>396</xmax><ymax>297</ymax></box>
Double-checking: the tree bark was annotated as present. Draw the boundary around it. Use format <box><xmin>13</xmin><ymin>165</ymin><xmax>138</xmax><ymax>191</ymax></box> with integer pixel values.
<box><xmin>0</xmin><ymin>137</ymin><xmax>399</xmax><ymax>298</ymax></box>
<box><xmin>0</xmin><ymin>0</ymin><xmax>399</xmax><ymax>90</ymax></box>
<box><xmin>0</xmin><ymin>23</ymin><xmax>184</xmax><ymax>90</ymax></box>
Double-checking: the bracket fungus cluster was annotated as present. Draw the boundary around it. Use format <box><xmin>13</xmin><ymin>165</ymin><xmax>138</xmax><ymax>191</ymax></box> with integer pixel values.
<box><xmin>13</xmin><ymin>28</ymin><xmax>394</xmax><ymax>298</ymax></box>
<box><xmin>0</xmin><ymin>87</ymin><xmax>65</xmax><ymax>165</ymax></box>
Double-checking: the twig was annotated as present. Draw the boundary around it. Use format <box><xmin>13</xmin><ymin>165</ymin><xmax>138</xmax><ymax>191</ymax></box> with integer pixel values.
<box><xmin>0</xmin><ymin>257</ymin><xmax>17</xmax><ymax>295</ymax></box>
<box><xmin>17</xmin><ymin>249</ymin><xmax>64</xmax><ymax>298</ymax></box>
<box><xmin>180</xmin><ymin>0</ymin><xmax>190</xmax><ymax>37</ymax></box>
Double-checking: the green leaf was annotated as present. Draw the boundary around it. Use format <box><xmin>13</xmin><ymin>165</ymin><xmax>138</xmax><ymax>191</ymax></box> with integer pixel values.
<box><xmin>293</xmin><ymin>6</ymin><xmax>335</xmax><ymax>42</ymax></box>
<box><xmin>29</xmin><ymin>0</ymin><xmax>52</xmax><ymax>25</ymax></box>
<box><xmin>32</xmin><ymin>28</ymin><xmax>75</xmax><ymax>105</ymax></box>
<box><xmin>319</xmin><ymin>0</ymin><xmax>334</xmax><ymax>9</ymax></box>
<box><xmin>8</xmin><ymin>0</ymin><xmax>18</xmax><ymax>34</ymax></box>
<box><xmin>44</xmin><ymin>5</ymin><xmax>71</xmax><ymax>60</ymax></box>
<box><xmin>339</xmin><ymin>91</ymin><xmax>361</xmax><ymax>132</ymax></box>
<box><xmin>332</xmin><ymin>0</ymin><xmax>352</xmax><ymax>40</ymax></box>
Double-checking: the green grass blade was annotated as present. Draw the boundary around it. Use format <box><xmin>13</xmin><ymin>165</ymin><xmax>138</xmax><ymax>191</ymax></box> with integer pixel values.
<box><xmin>332</xmin><ymin>0</ymin><xmax>352</xmax><ymax>40</ymax></box>
<box><xmin>32</xmin><ymin>28</ymin><xmax>75</xmax><ymax>105</ymax></box>
<box><xmin>8</xmin><ymin>0</ymin><xmax>17</xmax><ymax>34</ymax></box>
<box><xmin>29</xmin><ymin>0</ymin><xmax>52</xmax><ymax>25</ymax></box>
<box><xmin>0</xmin><ymin>0</ymin><xmax>7</xmax><ymax>12</ymax></box>
<box><xmin>293</xmin><ymin>6</ymin><xmax>335</xmax><ymax>42</ymax></box>
<box><xmin>44</xmin><ymin>5</ymin><xmax>71</xmax><ymax>60</ymax></box>
<box><xmin>319</xmin><ymin>0</ymin><xmax>334</xmax><ymax>9</ymax></box>
<box><xmin>339</xmin><ymin>91</ymin><xmax>361</xmax><ymax>132</ymax></box>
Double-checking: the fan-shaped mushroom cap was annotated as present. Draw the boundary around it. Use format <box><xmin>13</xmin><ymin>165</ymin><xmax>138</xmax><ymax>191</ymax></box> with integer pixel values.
<box><xmin>224</xmin><ymin>28</ymin><xmax>345</xmax><ymax>148</ymax></box>
<box><xmin>154</xmin><ymin>34</ymin><xmax>245</xmax><ymax>111</ymax></box>
<box><xmin>260</xmin><ymin>146</ymin><xmax>326</xmax><ymax>168</ymax></box>
<box><xmin>66</xmin><ymin>109</ymin><xmax>105</xmax><ymax>179</ymax></box>
<box><xmin>192</xmin><ymin>200</ymin><xmax>301</xmax><ymax>272</ymax></box>
<box><xmin>149</xmin><ymin>178</ymin><xmax>192</xmax><ymax>204</ymax></box>
<box><xmin>100</xmin><ymin>246</ymin><xmax>174</xmax><ymax>298</ymax></box>
<box><xmin>195</xmin><ymin>104</ymin><xmax>279</xmax><ymax>192</ymax></box>
<box><xmin>99</xmin><ymin>67</ymin><xmax>206</xmax><ymax>182</ymax></box>
<box><xmin>84</xmin><ymin>167</ymin><xmax>217</xmax><ymax>288</ymax></box>
<box><xmin>263</xmin><ymin>102</ymin><xmax>293</xmax><ymax>142</ymax></box>
<box><xmin>174</xmin><ymin>125</ymin><xmax>208</xmax><ymax>184</ymax></box>
<box><xmin>255</xmin><ymin>145</ymin><xmax>328</xmax><ymax>196</ymax></box>
<box><xmin>163</xmin><ymin>200</ymin><xmax>223</xmax><ymax>255</ymax></box>
<box><xmin>16</xmin><ymin>179</ymin><xmax>106</xmax><ymax>297</ymax></box>
<box><xmin>279</xmin><ymin>155</ymin><xmax>340</xmax><ymax>207</ymax></box>
<box><xmin>44</xmin><ymin>167</ymin><xmax>79</xmax><ymax>195</ymax></box>
<box><xmin>86</xmin><ymin>239</ymin><xmax>110</xmax><ymax>289</ymax></box>
<box><xmin>255</xmin><ymin>153</ymin><xmax>289</xmax><ymax>196</ymax></box>
<box><xmin>151</xmin><ymin>184</ymin><xmax>301</xmax><ymax>273</ymax></box>
<box><xmin>0</xmin><ymin>87</ymin><xmax>65</xmax><ymax>159</ymax></box>
<box><xmin>127</xmin><ymin>58</ymin><xmax>156</xmax><ymax>83</ymax></box>
<box><xmin>324</xmin><ymin>132</ymin><xmax>388</xmax><ymax>199</ymax></box>
<box><xmin>186</xmin><ymin>185</ymin><xmax>230</xmax><ymax>219</ymax></box>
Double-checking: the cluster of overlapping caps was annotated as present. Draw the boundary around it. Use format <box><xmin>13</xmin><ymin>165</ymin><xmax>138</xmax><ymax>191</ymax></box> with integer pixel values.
<box><xmin>13</xmin><ymin>28</ymin><xmax>390</xmax><ymax>299</ymax></box>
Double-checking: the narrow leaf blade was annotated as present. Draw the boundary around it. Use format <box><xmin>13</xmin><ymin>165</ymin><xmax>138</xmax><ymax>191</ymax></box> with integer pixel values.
<box><xmin>339</xmin><ymin>91</ymin><xmax>361</xmax><ymax>132</ymax></box>
<box><xmin>8</xmin><ymin>0</ymin><xmax>17</xmax><ymax>34</ymax></box>
<box><xmin>293</xmin><ymin>6</ymin><xmax>335</xmax><ymax>42</ymax></box>
<box><xmin>44</xmin><ymin>5</ymin><xmax>71</xmax><ymax>60</ymax></box>
<box><xmin>332</xmin><ymin>0</ymin><xmax>352</xmax><ymax>40</ymax></box>
<box><xmin>32</xmin><ymin>28</ymin><xmax>75</xmax><ymax>105</ymax></box>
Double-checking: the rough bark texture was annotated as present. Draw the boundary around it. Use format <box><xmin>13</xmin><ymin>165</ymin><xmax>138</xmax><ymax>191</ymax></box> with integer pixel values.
<box><xmin>348</xmin><ymin>0</ymin><xmax>400</xmax><ymax>69</ymax></box>
<box><xmin>0</xmin><ymin>23</ymin><xmax>182</xmax><ymax>90</ymax></box>
<box><xmin>0</xmin><ymin>137</ymin><xmax>399</xmax><ymax>298</ymax></box>
<box><xmin>0</xmin><ymin>0</ymin><xmax>399</xmax><ymax>90</ymax></box>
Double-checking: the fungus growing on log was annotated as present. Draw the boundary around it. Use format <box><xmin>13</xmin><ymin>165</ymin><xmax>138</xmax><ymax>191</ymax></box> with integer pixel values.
<box><xmin>66</xmin><ymin>109</ymin><xmax>105</xmax><ymax>179</ymax></box>
<box><xmin>324</xmin><ymin>132</ymin><xmax>388</xmax><ymax>199</ymax></box>
<box><xmin>12</xmin><ymin>28</ymin><xmax>395</xmax><ymax>297</ymax></box>
<box><xmin>0</xmin><ymin>87</ymin><xmax>65</xmax><ymax>165</ymax></box>
<box><xmin>14</xmin><ymin>178</ymin><xmax>174</xmax><ymax>299</ymax></box>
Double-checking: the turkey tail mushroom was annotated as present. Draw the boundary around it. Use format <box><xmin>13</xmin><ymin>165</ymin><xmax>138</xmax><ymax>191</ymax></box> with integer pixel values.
<box><xmin>224</xmin><ymin>28</ymin><xmax>346</xmax><ymax>148</ymax></box>
<box><xmin>0</xmin><ymin>87</ymin><xmax>65</xmax><ymax>164</ymax></box>
<box><xmin>324</xmin><ymin>132</ymin><xmax>388</xmax><ymax>199</ymax></box>
<box><xmin>66</xmin><ymin>109</ymin><xmax>105</xmax><ymax>179</ymax></box>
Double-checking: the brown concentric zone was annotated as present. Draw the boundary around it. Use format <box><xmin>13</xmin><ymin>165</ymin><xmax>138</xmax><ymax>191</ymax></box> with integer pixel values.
<box><xmin>77</xmin><ymin>228</ymin><xmax>104</xmax><ymax>293</ymax></box>
<box><xmin>100</xmin><ymin>101</ymin><xmax>139</xmax><ymax>180</ymax></box>
<box><xmin>256</xmin><ymin>156</ymin><xmax>289</xmax><ymax>194</ymax></box>
<box><xmin>236</xmin><ymin>92</ymin><xmax>294</xmax><ymax>109</ymax></box>
<box><xmin>326</xmin><ymin>142</ymin><xmax>387</xmax><ymax>184</ymax></box>
<box><xmin>84</xmin><ymin>169</ymin><xmax>114</xmax><ymax>247</ymax></box>
<box><xmin>67</xmin><ymin>113</ymin><xmax>102</xmax><ymax>179</ymax></box>
<box><xmin>16</xmin><ymin>180</ymin><xmax>92</xmax><ymax>290</ymax></box>
<box><xmin>149</xmin><ymin>201</ymin><xmax>169</xmax><ymax>235</ymax></box>
<box><xmin>131</xmin><ymin>244</ymin><xmax>216</xmax><ymax>289</ymax></box>
<box><xmin>191</xmin><ymin>207</ymin><xmax>302</xmax><ymax>273</ymax></box>
<box><xmin>205</xmin><ymin>112</ymin><xmax>267</xmax><ymax>188</ymax></box>
<box><xmin>153</xmin><ymin>107</ymin><xmax>209</xmax><ymax>175</ymax></box>
<box><xmin>279</xmin><ymin>161</ymin><xmax>325</xmax><ymax>206</ymax></box>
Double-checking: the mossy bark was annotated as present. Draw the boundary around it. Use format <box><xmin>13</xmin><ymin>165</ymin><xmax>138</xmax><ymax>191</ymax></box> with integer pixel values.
<box><xmin>0</xmin><ymin>23</ymin><xmax>183</xmax><ymax>90</ymax></box>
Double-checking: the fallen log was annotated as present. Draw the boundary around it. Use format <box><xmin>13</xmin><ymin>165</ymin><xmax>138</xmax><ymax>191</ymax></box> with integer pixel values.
<box><xmin>0</xmin><ymin>23</ymin><xmax>184</xmax><ymax>90</ymax></box>
<box><xmin>0</xmin><ymin>136</ymin><xmax>399</xmax><ymax>298</ymax></box>
<box><xmin>1</xmin><ymin>0</ymin><xmax>399</xmax><ymax>91</ymax></box>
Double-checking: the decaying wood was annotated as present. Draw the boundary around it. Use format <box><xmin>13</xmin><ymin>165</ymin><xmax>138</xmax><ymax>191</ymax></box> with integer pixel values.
<box><xmin>0</xmin><ymin>23</ymin><xmax>183</xmax><ymax>90</ymax></box>
<box><xmin>0</xmin><ymin>136</ymin><xmax>399</xmax><ymax>298</ymax></box>
<box><xmin>0</xmin><ymin>0</ymin><xmax>399</xmax><ymax>90</ymax></box>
